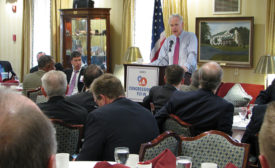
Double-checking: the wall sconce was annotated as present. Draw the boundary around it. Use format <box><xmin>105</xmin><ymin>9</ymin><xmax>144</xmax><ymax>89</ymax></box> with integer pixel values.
<box><xmin>12</xmin><ymin>5</ymin><xmax>16</xmax><ymax>13</ymax></box>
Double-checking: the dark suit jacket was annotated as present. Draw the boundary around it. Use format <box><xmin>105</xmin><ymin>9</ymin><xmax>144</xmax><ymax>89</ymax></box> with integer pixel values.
<box><xmin>155</xmin><ymin>89</ymin><xmax>234</xmax><ymax>136</ymax></box>
<box><xmin>0</xmin><ymin>61</ymin><xmax>16</xmax><ymax>77</ymax></box>
<box><xmin>143</xmin><ymin>84</ymin><xmax>177</xmax><ymax>113</ymax></box>
<box><xmin>64</xmin><ymin>68</ymin><xmax>85</xmax><ymax>92</ymax></box>
<box><xmin>38</xmin><ymin>96</ymin><xmax>88</xmax><ymax>124</ymax></box>
<box><xmin>77</xmin><ymin>97</ymin><xmax>159</xmax><ymax>161</ymax></box>
<box><xmin>255</xmin><ymin>79</ymin><xmax>275</xmax><ymax>104</ymax></box>
<box><xmin>65</xmin><ymin>91</ymin><xmax>97</xmax><ymax>112</ymax></box>
<box><xmin>30</xmin><ymin>63</ymin><xmax>64</xmax><ymax>73</ymax></box>
<box><xmin>241</xmin><ymin>104</ymin><xmax>267</xmax><ymax>156</ymax></box>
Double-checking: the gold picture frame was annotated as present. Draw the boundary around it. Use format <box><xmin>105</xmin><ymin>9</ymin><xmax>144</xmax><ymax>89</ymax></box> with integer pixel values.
<box><xmin>196</xmin><ymin>17</ymin><xmax>254</xmax><ymax>68</ymax></box>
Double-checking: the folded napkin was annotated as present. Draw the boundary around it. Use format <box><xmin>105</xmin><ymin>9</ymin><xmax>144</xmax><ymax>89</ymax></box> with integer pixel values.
<box><xmin>2</xmin><ymin>79</ymin><xmax>19</xmax><ymax>83</ymax></box>
<box><xmin>142</xmin><ymin>149</ymin><xmax>176</xmax><ymax>168</ymax></box>
<box><xmin>224</xmin><ymin>162</ymin><xmax>238</xmax><ymax>168</ymax></box>
<box><xmin>94</xmin><ymin>161</ymin><xmax>129</xmax><ymax>168</ymax></box>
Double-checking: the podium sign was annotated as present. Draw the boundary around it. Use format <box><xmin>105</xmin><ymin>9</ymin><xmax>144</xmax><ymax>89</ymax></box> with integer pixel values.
<box><xmin>124</xmin><ymin>64</ymin><xmax>166</xmax><ymax>102</ymax></box>
<box><xmin>125</xmin><ymin>65</ymin><xmax>159</xmax><ymax>102</ymax></box>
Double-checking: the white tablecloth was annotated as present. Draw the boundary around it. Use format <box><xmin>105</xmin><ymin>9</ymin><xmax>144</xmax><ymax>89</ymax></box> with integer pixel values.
<box><xmin>232</xmin><ymin>115</ymin><xmax>250</xmax><ymax>141</ymax></box>
<box><xmin>69</xmin><ymin>161</ymin><xmax>116</xmax><ymax>168</ymax></box>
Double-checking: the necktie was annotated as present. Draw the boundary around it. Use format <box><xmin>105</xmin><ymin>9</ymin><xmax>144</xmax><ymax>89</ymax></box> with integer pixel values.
<box><xmin>173</xmin><ymin>37</ymin><xmax>180</xmax><ymax>64</ymax></box>
<box><xmin>68</xmin><ymin>70</ymin><xmax>79</xmax><ymax>95</ymax></box>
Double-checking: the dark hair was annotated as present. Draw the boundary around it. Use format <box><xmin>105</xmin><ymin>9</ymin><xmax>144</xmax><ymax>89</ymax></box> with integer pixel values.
<box><xmin>70</xmin><ymin>51</ymin><xmax>82</xmax><ymax>60</ymax></box>
<box><xmin>199</xmin><ymin>61</ymin><xmax>223</xmax><ymax>91</ymax></box>
<box><xmin>165</xmin><ymin>64</ymin><xmax>184</xmax><ymax>85</ymax></box>
<box><xmin>38</xmin><ymin>55</ymin><xmax>54</xmax><ymax>69</ymax></box>
<box><xmin>84</xmin><ymin>64</ymin><xmax>103</xmax><ymax>88</ymax></box>
<box><xmin>0</xmin><ymin>89</ymin><xmax>56</xmax><ymax>168</ymax></box>
<box><xmin>91</xmin><ymin>74</ymin><xmax>125</xmax><ymax>100</ymax></box>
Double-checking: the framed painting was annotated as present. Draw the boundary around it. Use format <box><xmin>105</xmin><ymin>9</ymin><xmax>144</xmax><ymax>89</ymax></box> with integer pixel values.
<box><xmin>196</xmin><ymin>17</ymin><xmax>254</xmax><ymax>68</ymax></box>
<box><xmin>213</xmin><ymin>0</ymin><xmax>241</xmax><ymax>14</ymax></box>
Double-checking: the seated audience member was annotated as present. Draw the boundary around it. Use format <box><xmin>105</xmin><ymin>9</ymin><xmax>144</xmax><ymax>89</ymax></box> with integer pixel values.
<box><xmin>155</xmin><ymin>61</ymin><xmax>234</xmax><ymax>136</ymax></box>
<box><xmin>30</xmin><ymin>52</ymin><xmax>64</xmax><ymax>73</ymax></box>
<box><xmin>143</xmin><ymin>64</ymin><xmax>184</xmax><ymax>113</ymax></box>
<box><xmin>23</xmin><ymin>55</ymin><xmax>55</xmax><ymax>95</ymax></box>
<box><xmin>65</xmin><ymin>51</ymin><xmax>85</xmax><ymax>95</ymax></box>
<box><xmin>0</xmin><ymin>89</ymin><xmax>57</xmax><ymax>168</ymax></box>
<box><xmin>180</xmin><ymin>69</ymin><xmax>199</xmax><ymax>92</ymax></box>
<box><xmin>255</xmin><ymin>78</ymin><xmax>275</xmax><ymax>104</ymax></box>
<box><xmin>66</xmin><ymin>64</ymin><xmax>103</xmax><ymax>112</ymax></box>
<box><xmin>241</xmin><ymin>104</ymin><xmax>267</xmax><ymax>163</ymax></box>
<box><xmin>77</xmin><ymin>74</ymin><xmax>159</xmax><ymax>161</ymax></box>
<box><xmin>38</xmin><ymin>70</ymin><xmax>88</xmax><ymax>124</ymax></box>
<box><xmin>258</xmin><ymin>102</ymin><xmax>275</xmax><ymax>168</ymax></box>
<box><xmin>0</xmin><ymin>60</ymin><xmax>17</xmax><ymax>81</ymax></box>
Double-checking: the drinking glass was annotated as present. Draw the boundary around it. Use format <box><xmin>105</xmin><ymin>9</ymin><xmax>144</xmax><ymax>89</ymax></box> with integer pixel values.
<box><xmin>176</xmin><ymin>156</ymin><xmax>192</xmax><ymax>168</ymax></box>
<box><xmin>56</xmin><ymin>153</ymin><xmax>69</xmax><ymax>168</ymax></box>
<box><xmin>238</xmin><ymin>107</ymin><xmax>247</xmax><ymax>121</ymax></box>
<box><xmin>114</xmin><ymin>147</ymin><xmax>129</xmax><ymax>165</ymax></box>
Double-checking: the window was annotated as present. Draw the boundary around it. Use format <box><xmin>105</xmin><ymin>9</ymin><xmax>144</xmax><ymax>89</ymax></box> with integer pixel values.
<box><xmin>32</xmin><ymin>0</ymin><xmax>51</xmax><ymax>67</ymax></box>
<box><xmin>134</xmin><ymin>0</ymin><xmax>154</xmax><ymax>63</ymax></box>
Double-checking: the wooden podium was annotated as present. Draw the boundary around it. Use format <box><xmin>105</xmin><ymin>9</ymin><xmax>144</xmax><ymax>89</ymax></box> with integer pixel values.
<box><xmin>124</xmin><ymin>64</ymin><xmax>166</xmax><ymax>102</ymax></box>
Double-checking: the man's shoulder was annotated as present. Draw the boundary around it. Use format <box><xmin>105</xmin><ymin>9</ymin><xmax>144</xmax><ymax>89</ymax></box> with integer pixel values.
<box><xmin>24</xmin><ymin>71</ymin><xmax>44</xmax><ymax>81</ymax></box>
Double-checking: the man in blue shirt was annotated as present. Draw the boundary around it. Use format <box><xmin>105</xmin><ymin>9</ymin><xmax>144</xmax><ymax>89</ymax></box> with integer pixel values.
<box><xmin>152</xmin><ymin>14</ymin><xmax>197</xmax><ymax>74</ymax></box>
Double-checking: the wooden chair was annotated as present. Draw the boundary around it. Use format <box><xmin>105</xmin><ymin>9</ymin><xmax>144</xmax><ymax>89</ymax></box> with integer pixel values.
<box><xmin>163</xmin><ymin>114</ymin><xmax>192</xmax><ymax>137</ymax></box>
<box><xmin>139</xmin><ymin>131</ymin><xmax>181</xmax><ymax>162</ymax></box>
<box><xmin>26</xmin><ymin>87</ymin><xmax>48</xmax><ymax>103</ymax></box>
<box><xmin>180</xmin><ymin>130</ymin><xmax>250</xmax><ymax>168</ymax></box>
<box><xmin>50</xmin><ymin>119</ymin><xmax>84</xmax><ymax>157</ymax></box>
<box><xmin>26</xmin><ymin>87</ymin><xmax>42</xmax><ymax>102</ymax></box>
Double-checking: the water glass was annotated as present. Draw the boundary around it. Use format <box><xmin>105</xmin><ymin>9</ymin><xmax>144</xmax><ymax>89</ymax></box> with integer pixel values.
<box><xmin>201</xmin><ymin>162</ymin><xmax>217</xmax><ymax>168</ymax></box>
<box><xmin>238</xmin><ymin>107</ymin><xmax>247</xmax><ymax>121</ymax></box>
<box><xmin>176</xmin><ymin>156</ymin><xmax>192</xmax><ymax>168</ymax></box>
<box><xmin>114</xmin><ymin>147</ymin><xmax>129</xmax><ymax>165</ymax></box>
<box><xmin>56</xmin><ymin>153</ymin><xmax>69</xmax><ymax>168</ymax></box>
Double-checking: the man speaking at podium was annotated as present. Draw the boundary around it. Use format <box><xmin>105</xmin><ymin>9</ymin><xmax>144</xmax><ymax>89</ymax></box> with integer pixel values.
<box><xmin>152</xmin><ymin>14</ymin><xmax>198</xmax><ymax>80</ymax></box>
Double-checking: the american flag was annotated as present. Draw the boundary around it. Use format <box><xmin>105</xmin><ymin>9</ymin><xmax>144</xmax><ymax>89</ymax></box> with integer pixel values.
<box><xmin>150</xmin><ymin>0</ymin><xmax>166</xmax><ymax>63</ymax></box>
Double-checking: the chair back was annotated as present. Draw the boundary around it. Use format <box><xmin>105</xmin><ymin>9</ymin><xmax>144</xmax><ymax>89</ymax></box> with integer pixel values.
<box><xmin>139</xmin><ymin>131</ymin><xmax>181</xmax><ymax>161</ymax></box>
<box><xmin>50</xmin><ymin>119</ymin><xmax>84</xmax><ymax>156</ymax></box>
<box><xmin>163</xmin><ymin>114</ymin><xmax>192</xmax><ymax>137</ymax></box>
<box><xmin>26</xmin><ymin>87</ymin><xmax>42</xmax><ymax>102</ymax></box>
<box><xmin>180</xmin><ymin>130</ymin><xmax>250</xmax><ymax>168</ymax></box>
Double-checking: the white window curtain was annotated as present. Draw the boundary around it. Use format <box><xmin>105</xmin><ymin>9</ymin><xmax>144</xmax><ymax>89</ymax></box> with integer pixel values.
<box><xmin>32</xmin><ymin>0</ymin><xmax>51</xmax><ymax>67</ymax></box>
<box><xmin>134</xmin><ymin>0</ymin><xmax>154</xmax><ymax>63</ymax></box>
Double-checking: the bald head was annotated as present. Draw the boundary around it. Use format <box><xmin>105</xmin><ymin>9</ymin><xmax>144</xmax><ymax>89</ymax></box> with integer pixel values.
<box><xmin>199</xmin><ymin>61</ymin><xmax>223</xmax><ymax>92</ymax></box>
<box><xmin>0</xmin><ymin>89</ymin><xmax>56</xmax><ymax>168</ymax></box>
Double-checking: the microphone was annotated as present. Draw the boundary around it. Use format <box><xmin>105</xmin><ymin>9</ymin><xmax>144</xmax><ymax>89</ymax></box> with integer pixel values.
<box><xmin>169</xmin><ymin>40</ymin><xmax>174</xmax><ymax>52</ymax></box>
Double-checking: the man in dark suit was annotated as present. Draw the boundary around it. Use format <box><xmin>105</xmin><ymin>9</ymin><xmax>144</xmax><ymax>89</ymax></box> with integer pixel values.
<box><xmin>38</xmin><ymin>70</ymin><xmax>88</xmax><ymax>124</ymax></box>
<box><xmin>143</xmin><ymin>64</ymin><xmax>184</xmax><ymax>113</ymax></box>
<box><xmin>255</xmin><ymin>78</ymin><xmax>275</xmax><ymax>104</ymax></box>
<box><xmin>0</xmin><ymin>61</ymin><xmax>17</xmax><ymax>80</ymax></box>
<box><xmin>155</xmin><ymin>61</ymin><xmax>234</xmax><ymax>136</ymax></box>
<box><xmin>77</xmin><ymin>74</ymin><xmax>159</xmax><ymax>161</ymax></box>
<box><xmin>64</xmin><ymin>51</ymin><xmax>85</xmax><ymax>95</ymax></box>
<box><xmin>66</xmin><ymin>64</ymin><xmax>103</xmax><ymax>112</ymax></box>
<box><xmin>241</xmin><ymin>104</ymin><xmax>267</xmax><ymax>159</ymax></box>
